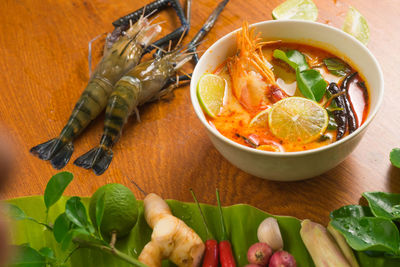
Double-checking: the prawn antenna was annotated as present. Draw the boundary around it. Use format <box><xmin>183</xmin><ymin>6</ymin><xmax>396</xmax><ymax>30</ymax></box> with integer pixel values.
<box><xmin>168</xmin><ymin>40</ymin><xmax>172</xmax><ymax>52</ymax></box>
<box><xmin>178</xmin><ymin>69</ymin><xmax>192</xmax><ymax>80</ymax></box>
<box><xmin>129</xmin><ymin>178</ymin><xmax>147</xmax><ymax>196</ymax></box>
<box><xmin>88</xmin><ymin>32</ymin><xmax>107</xmax><ymax>77</ymax></box>
<box><xmin>175</xmin><ymin>27</ymin><xmax>188</xmax><ymax>49</ymax></box>
<box><xmin>150</xmin><ymin>44</ymin><xmax>168</xmax><ymax>54</ymax></box>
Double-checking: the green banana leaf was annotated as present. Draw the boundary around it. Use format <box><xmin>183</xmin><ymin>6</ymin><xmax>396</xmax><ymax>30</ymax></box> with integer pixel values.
<box><xmin>7</xmin><ymin>196</ymin><xmax>400</xmax><ymax>267</ymax></box>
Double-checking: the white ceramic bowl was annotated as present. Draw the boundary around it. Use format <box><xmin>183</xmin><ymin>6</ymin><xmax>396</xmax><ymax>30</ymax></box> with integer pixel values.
<box><xmin>190</xmin><ymin>20</ymin><xmax>384</xmax><ymax>181</ymax></box>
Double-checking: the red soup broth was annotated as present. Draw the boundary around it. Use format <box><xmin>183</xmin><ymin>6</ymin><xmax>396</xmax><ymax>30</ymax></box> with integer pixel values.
<box><xmin>205</xmin><ymin>43</ymin><xmax>370</xmax><ymax>152</ymax></box>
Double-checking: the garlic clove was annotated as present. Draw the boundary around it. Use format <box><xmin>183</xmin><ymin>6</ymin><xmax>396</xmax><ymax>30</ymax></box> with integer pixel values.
<box><xmin>257</xmin><ymin>217</ymin><xmax>284</xmax><ymax>251</ymax></box>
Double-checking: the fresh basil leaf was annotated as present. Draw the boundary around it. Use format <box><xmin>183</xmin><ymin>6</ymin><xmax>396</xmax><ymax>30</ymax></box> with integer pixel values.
<box><xmin>38</xmin><ymin>247</ymin><xmax>56</xmax><ymax>261</ymax></box>
<box><xmin>323</xmin><ymin>58</ymin><xmax>352</xmax><ymax>77</ymax></box>
<box><xmin>297</xmin><ymin>69</ymin><xmax>328</xmax><ymax>101</ymax></box>
<box><xmin>44</xmin><ymin>172</ymin><xmax>73</xmax><ymax>210</ymax></box>
<box><xmin>330</xmin><ymin>217</ymin><xmax>400</xmax><ymax>254</ymax></box>
<box><xmin>61</xmin><ymin>228</ymin><xmax>90</xmax><ymax>251</ymax></box>
<box><xmin>363</xmin><ymin>192</ymin><xmax>400</xmax><ymax>220</ymax></box>
<box><xmin>95</xmin><ymin>191</ymin><xmax>105</xmax><ymax>237</ymax></box>
<box><xmin>65</xmin><ymin>197</ymin><xmax>88</xmax><ymax>228</ymax></box>
<box><xmin>11</xmin><ymin>245</ymin><xmax>46</xmax><ymax>267</ymax></box>
<box><xmin>53</xmin><ymin>213</ymin><xmax>72</xmax><ymax>243</ymax></box>
<box><xmin>330</xmin><ymin>205</ymin><xmax>373</xmax><ymax>219</ymax></box>
<box><xmin>273</xmin><ymin>49</ymin><xmax>309</xmax><ymax>71</ymax></box>
<box><xmin>390</xmin><ymin>148</ymin><xmax>400</xmax><ymax>168</ymax></box>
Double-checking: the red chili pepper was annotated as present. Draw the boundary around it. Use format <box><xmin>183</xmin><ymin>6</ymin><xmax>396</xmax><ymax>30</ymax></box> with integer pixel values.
<box><xmin>203</xmin><ymin>239</ymin><xmax>219</xmax><ymax>267</ymax></box>
<box><xmin>219</xmin><ymin>240</ymin><xmax>236</xmax><ymax>267</ymax></box>
<box><xmin>190</xmin><ymin>189</ymin><xmax>219</xmax><ymax>267</ymax></box>
<box><xmin>216</xmin><ymin>189</ymin><xmax>236</xmax><ymax>267</ymax></box>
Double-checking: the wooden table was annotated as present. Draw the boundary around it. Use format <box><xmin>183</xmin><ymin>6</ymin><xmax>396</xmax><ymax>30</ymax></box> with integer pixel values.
<box><xmin>0</xmin><ymin>0</ymin><xmax>399</xmax><ymax>225</ymax></box>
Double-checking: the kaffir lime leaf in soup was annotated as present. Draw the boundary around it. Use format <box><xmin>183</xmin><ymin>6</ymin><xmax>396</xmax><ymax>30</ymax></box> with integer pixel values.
<box><xmin>272</xmin><ymin>0</ymin><xmax>318</xmax><ymax>21</ymax></box>
<box><xmin>89</xmin><ymin>183</ymin><xmax>138</xmax><ymax>238</ymax></box>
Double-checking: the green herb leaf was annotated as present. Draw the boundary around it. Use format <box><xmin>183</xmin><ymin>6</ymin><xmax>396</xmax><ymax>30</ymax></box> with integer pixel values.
<box><xmin>330</xmin><ymin>205</ymin><xmax>373</xmax><ymax>219</ymax></box>
<box><xmin>44</xmin><ymin>172</ymin><xmax>73</xmax><ymax>211</ymax></box>
<box><xmin>390</xmin><ymin>148</ymin><xmax>400</xmax><ymax>168</ymax></box>
<box><xmin>38</xmin><ymin>247</ymin><xmax>56</xmax><ymax>261</ymax></box>
<box><xmin>95</xmin><ymin>191</ymin><xmax>105</xmax><ymax>238</ymax></box>
<box><xmin>330</xmin><ymin>217</ymin><xmax>400</xmax><ymax>254</ymax></box>
<box><xmin>65</xmin><ymin>197</ymin><xmax>88</xmax><ymax>228</ymax></box>
<box><xmin>273</xmin><ymin>49</ymin><xmax>309</xmax><ymax>71</ymax></box>
<box><xmin>8</xmin><ymin>203</ymin><xmax>30</xmax><ymax>221</ymax></box>
<box><xmin>53</xmin><ymin>213</ymin><xmax>72</xmax><ymax>243</ymax></box>
<box><xmin>323</xmin><ymin>58</ymin><xmax>352</xmax><ymax>77</ymax></box>
<box><xmin>8</xmin><ymin>204</ymin><xmax>52</xmax><ymax>230</ymax></box>
<box><xmin>363</xmin><ymin>192</ymin><xmax>400</xmax><ymax>220</ymax></box>
<box><xmin>11</xmin><ymin>245</ymin><xmax>46</xmax><ymax>267</ymax></box>
<box><xmin>297</xmin><ymin>69</ymin><xmax>328</xmax><ymax>101</ymax></box>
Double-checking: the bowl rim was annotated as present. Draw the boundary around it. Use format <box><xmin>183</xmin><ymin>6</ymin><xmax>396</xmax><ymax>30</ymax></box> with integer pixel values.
<box><xmin>190</xmin><ymin>19</ymin><xmax>384</xmax><ymax>157</ymax></box>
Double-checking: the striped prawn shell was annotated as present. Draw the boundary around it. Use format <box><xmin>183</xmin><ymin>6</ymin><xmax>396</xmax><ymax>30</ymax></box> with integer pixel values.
<box><xmin>58</xmin><ymin>41</ymin><xmax>145</xmax><ymax>143</ymax></box>
<box><xmin>101</xmin><ymin>76</ymin><xmax>142</xmax><ymax>148</ymax></box>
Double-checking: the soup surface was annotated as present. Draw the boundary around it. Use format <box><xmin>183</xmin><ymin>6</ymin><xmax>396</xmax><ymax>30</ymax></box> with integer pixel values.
<box><xmin>201</xmin><ymin>24</ymin><xmax>369</xmax><ymax>152</ymax></box>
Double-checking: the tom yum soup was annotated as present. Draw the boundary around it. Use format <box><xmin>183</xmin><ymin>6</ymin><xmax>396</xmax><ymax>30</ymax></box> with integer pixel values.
<box><xmin>197</xmin><ymin>22</ymin><xmax>370</xmax><ymax>152</ymax></box>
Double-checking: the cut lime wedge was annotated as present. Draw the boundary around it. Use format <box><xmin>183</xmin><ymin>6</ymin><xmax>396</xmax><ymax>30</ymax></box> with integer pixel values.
<box><xmin>197</xmin><ymin>74</ymin><xmax>226</xmax><ymax>118</ymax></box>
<box><xmin>342</xmin><ymin>6</ymin><xmax>370</xmax><ymax>45</ymax></box>
<box><xmin>272</xmin><ymin>0</ymin><xmax>318</xmax><ymax>21</ymax></box>
<box><xmin>249</xmin><ymin>109</ymin><xmax>269</xmax><ymax>128</ymax></box>
<box><xmin>268</xmin><ymin>97</ymin><xmax>329</xmax><ymax>144</ymax></box>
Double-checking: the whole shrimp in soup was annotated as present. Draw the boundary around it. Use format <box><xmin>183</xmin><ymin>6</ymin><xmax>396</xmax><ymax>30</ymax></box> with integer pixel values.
<box><xmin>74</xmin><ymin>48</ymin><xmax>193</xmax><ymax>175</ymax></box>
<box><xmin>30</xmin><ymin>16</ymin><xmax>161</xmax><ymax>169</ymax></box>
<box><xmin>227</xmin><ymin>21</ymin><xmax>287</xmax><ymax>114</ymax></box>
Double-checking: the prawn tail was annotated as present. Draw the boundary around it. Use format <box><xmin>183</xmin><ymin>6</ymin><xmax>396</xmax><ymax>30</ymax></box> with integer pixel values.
<box><xmin>74</xmin><ymin>147</ymin><xmax>113</xmax><ymax>175</ymax></box>
<box><xmin>30</xmin><ymin>138</ymin><xmax>73</xmax><ymax>167</ymax></box>
<box><xmin>50</xmin><ymin>142</ymin><xmax>74</xmax><ymax>169</ymax></box>
<box><xmin>93</xmin><ymin>149</ymin><xmax>113</xmax><ymax>176</ymax></box>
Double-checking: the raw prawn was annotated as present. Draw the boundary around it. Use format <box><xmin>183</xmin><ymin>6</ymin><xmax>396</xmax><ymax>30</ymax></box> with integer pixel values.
<box><xmin>74</xmin><ymin>46</ymin><xmax>193</xmax><ymax>175</ymax></box>
<box><xmin>30</xmin><ymin>16</ymin><xmax>161</xmax><ymax>169</ymax></box>
<box><xmin>227</xmin><ymin>21</ymin><xmax>287</xmax><ymax>113</ymax></box>
<box><xmin>74</xmin><ymin>0</ymin><xmax>230</xmax><ymax>175</ymax></box>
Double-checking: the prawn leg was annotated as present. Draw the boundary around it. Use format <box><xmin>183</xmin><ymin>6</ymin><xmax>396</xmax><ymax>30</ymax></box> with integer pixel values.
<box><xmin>187</xmin><ymin>0</ymin><xmax>229</xmax><ymax>63</ymax></box>
<box><xmin>113</xmin><ymin>0</ymin><xmax>190</xmax><ymax>55</ymax></box>
<box><xmin>164</xmin><ymin>0</ymin><xmax>230</xmax><ymax>88</ymax></box>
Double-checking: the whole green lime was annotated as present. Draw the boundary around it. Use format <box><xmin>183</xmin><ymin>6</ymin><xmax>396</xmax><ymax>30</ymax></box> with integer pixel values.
<box><xmin>89</xmin><ymin>183</ymin><xmax>138</xmax><ymax>238</ymax></box>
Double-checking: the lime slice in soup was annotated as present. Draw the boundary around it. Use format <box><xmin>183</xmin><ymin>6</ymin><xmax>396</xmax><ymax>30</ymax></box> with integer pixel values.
<box><xmin>272</xmin><ymin>0</ymin><xmax>318</xmax><ymax>21</ymax></box>
<box><xmin>197</xmin><ymin>74</ymin><xmax>226</xmax><ymax>118</ymax></box>
<box><xmin>342</xmin><ymin>6</ymin><xmax>370</xmax><ymax>45</ymax></box>
<box><xmin>268</xmin><ymin>97</ymin><xmax>328</xmax><ymax>144</ymax></box>
<box><xmin>249</xmin><ymin>109</ymin><xmax>269</xmax><ymax>128</ymax></box>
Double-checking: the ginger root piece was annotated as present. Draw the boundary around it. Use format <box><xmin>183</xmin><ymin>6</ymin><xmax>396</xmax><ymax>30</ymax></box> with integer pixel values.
<box><xmin>139</xmin><ymin>193</ymin><xmax>205</xmax><ymax>267</ymax></box>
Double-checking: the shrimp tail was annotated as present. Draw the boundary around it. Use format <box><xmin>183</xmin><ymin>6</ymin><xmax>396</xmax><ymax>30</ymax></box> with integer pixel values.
<box><xmin>50</xmin><ymin>142</ymin><xmax>74</xmax><ymax>169</ymax></box>
<box><xmin>30</xmin><ymin>138</ymin><xmax>74</xmax><ymax>169</ymax></box>
<box><xmin>74</xmin><ymin>147</ymin><xmax>113</xmax><ymax>175</ymax></box>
